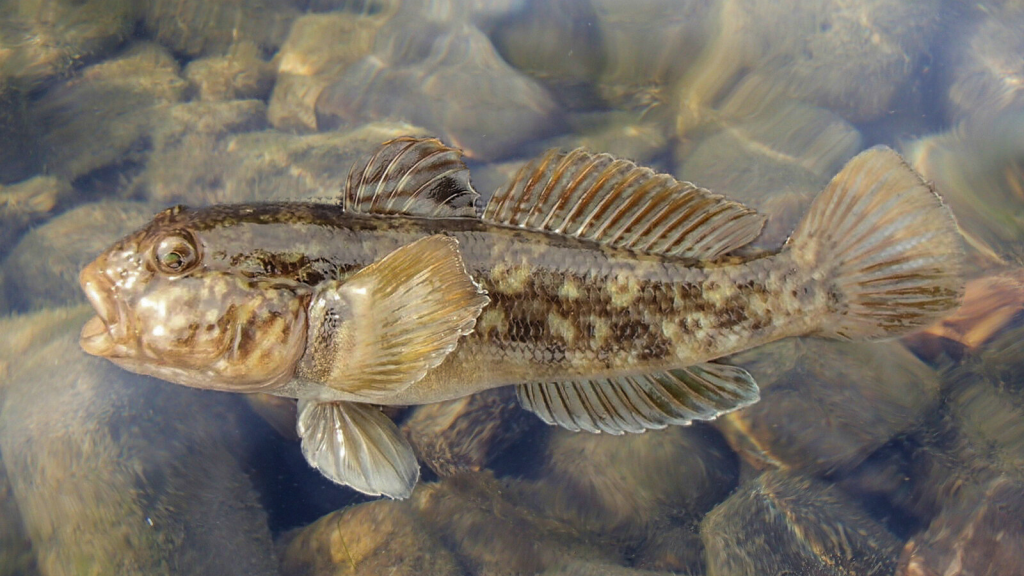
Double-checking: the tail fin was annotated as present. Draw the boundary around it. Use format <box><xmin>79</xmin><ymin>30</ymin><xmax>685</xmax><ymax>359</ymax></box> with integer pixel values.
<box><xmin>787</xmin><ymin>146</ymin><xmax>965</xmax><ymax>340</ymax></box>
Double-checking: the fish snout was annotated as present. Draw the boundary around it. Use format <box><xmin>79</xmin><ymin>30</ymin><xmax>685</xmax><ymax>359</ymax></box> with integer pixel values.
<box><xmin>79</xmin><ymin>257</ymin><xmax>121</xmax><ymax>357</ymax></box>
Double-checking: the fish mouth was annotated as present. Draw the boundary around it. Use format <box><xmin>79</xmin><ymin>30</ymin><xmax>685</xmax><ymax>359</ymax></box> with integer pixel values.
<box><xmin>80</xmin><ymin>314</ymin><xmax>116</xmax><ymax>356</ymax></box>
<box><xmin>79</xmin><ymin>260</ymin><xmax>126</xmax><ymax>358</ymax></box>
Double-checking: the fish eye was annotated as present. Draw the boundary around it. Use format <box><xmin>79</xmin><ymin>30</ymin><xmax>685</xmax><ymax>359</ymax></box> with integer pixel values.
<box><xmin>153</xmin><ymin>232</ymin><xmax>200</xmax><ymax>274</ymax></box>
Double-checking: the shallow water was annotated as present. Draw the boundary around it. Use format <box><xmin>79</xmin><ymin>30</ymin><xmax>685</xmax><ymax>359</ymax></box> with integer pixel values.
<box><xmin>1</xmin><ymin>0</ymin><xmax>1023</xmax><ymax>575</ymax></box>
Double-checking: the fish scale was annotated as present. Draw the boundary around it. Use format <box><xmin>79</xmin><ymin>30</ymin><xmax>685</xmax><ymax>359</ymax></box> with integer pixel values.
<box><xmin>79</xmin><ymin>137</ymin><xmax>964</xmax><ymax>498</ymax></box>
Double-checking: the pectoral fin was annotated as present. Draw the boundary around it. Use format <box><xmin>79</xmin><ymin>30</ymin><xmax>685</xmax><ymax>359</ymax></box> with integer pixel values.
<box><xmin>297</xmin><ymin>234</ymin><xmax>489</xmax><ymax>400</ymax></box>
<box><xmin>297</xmin><ymin>399</ymin><xmax>419</xmax><ymax>499</ymax></box>
<box><xmin>516</xmin><ymin>362</ymin><xmax>760</xmax><ymax>434</ymax></box>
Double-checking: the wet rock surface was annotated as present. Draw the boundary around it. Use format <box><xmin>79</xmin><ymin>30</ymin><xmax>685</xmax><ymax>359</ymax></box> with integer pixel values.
<box><xmin>720</xmin><ymin>339</ymin><xmax>940</xmax><ymax>476</ymax></box>
<box><xmin>29</xmin><ymin>43</ymin><xmax>188</xmax><ymax>182</ymax></box>
<box><xmin>279</xmin><ymin>497</ymin><xmax>462</xmax><ymax>576</ymax></box>
<box><xmin>135</xmin><ymin>120</ymin><xmax>431</xmax><ymax>206</ymax></box>
<box><xmin>0</xmin><ymin>0</ymin><xmax>1021</xmax><ymax>572</ymax></box>
<box><xmin>676</xmin><ymin>0</ymin><xmax>941</xmax><ymax>132</ymax></box>
<box><xmin>401</xmin><ymin>387</ymin><xmax>537</xmax><ymax>478</ymax></box>
<box><xmin>0</xmin><ymin>176</ymin><xmax>72</xmax><ymax>257</ymax></box>
<box><xmin>316</xmin><ymin>21</ymin><xmax>562</xmax><ymax>161</ymax></box>
<box><xmin>0</xmin><ymin>307</ymin><xmax>278</xmax><ymax>575</ymax></box>
<box><xmin>942</xmin><ymin>5</ymin><xmax>1024</xmax><ymax>125</ymax></box>
<box><xmin>0</xmin><ymin>458</ymin><xmax>36</xmax><ymax>576</ymax></box>
<box><xmin>1</xmin><ymin>201</ymin><xmax>157</xmax><ymax>312</ymax></box>
<box><xmin>411</xmin><ymin>471</ymin><xmax>617</xmax><ymax>576</ymax></box>
<box><xmin>897</xmin><ymin>475</ymin><xmax>1024</xmax><ymax>576</ymax></box>
<box><xmin>702</xmin><ymin>470</ymin><xmax>903</xmax><ymax>576</ymax></box>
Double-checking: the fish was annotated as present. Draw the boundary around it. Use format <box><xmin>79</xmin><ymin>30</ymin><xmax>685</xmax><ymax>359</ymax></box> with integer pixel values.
<box><xmin>79</xmin><ymin>137</ymin><xmax>965</xmax><ymax>499</ymax></box>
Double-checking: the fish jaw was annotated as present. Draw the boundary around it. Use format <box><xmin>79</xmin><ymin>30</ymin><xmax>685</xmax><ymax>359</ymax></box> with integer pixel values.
<box><xmin>80</xmin><ymin>314</ymin><xmax>115</xmax><ymax>356</ymax></box>
<box><xmin>79</xmin><ymin>256</ymin><xmax>136</xmax><ymax>359</ymax></box>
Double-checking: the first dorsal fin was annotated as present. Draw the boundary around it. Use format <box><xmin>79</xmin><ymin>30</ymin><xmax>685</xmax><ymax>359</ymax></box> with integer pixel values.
<box><xmin>484</xmin><ymin>148</ymin><xmax>766</xmax><ymax>260</ymax></box>
<box><xmin>343</xmin><ymin>137</ymin><xmax>481</xmax><ymax>217</ymax></box>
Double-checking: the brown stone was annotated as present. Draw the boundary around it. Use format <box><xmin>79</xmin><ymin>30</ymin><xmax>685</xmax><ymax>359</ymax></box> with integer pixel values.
<box><xmin>279</xmin><ymin>499</ymin><xmax>461</xmax><ymax>576</ymax></box>
<box><xmin>401</xmin><ymin>387</ymin><xmax>536</xmax><ymax>477</ymax></box>
<box><xmin>703</xmin><ymin>470</ymin><xmax>902</xmax><ymax>576</ymax></box>
<box><xmin>897</xmin><ymin>476</ymin><xmax>1024</xmax><ymax>576</ymax></box>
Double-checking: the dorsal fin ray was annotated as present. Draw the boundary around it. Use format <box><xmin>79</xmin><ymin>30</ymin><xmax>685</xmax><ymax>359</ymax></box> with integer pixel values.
<box><xmin>484</xmin><ymin>148</ymin><xmax>766</xmax><ymax>260</ymax></box>
<box><xmin>343</xmin><ymin>137</ymin><xmax>480</xmax><ymax>218</ymax></box>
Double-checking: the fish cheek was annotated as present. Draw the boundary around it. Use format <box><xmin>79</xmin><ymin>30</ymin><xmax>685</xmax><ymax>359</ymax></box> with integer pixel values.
<box><xmin>131</xmin><ymin>281</ymin><xmax>213</xmax><ymax>361</ymax></box>
<box><xmin>210</xmin><ymin>287</ymin><xmax>309</xmax><ymax>390</ymax></box>
<box><xmin>131</xmin><ymin>276</ymin><xmax>308</xmax><ymax>392</ymax></box>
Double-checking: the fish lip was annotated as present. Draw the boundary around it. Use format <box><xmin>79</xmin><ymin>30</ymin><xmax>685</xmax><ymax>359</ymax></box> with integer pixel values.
<box><xmin>80</xmin><ymin>260</ymin><xmax>115</xmax><ymax>324</ymax></box>
<box><xmin>78</xmin><ymin>259</ymin><xmax>129</xmax><ymax>357</ymax></box>
<box><xmin>80</xmin><ymin>314</ymin><xmax>117</xmax><ymax>357</ymax></box>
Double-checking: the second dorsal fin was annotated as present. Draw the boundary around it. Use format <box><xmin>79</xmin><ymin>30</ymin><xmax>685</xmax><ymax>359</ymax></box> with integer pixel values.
<box><xmin>343</xmin><ymin>137</ymin><xmax>481</xmax><ymax>218</ymax></box>
<box><xmin>484</xmin><ymin>148</ymin><xmax>766</xmax><ymax>260</ymax></box>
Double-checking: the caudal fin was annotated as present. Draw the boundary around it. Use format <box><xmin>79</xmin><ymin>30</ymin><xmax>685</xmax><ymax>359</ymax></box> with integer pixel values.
<box><xmin>787</xmin><ymin>146</ymin><xmax>965</xmax><ymax>340</ymax></box>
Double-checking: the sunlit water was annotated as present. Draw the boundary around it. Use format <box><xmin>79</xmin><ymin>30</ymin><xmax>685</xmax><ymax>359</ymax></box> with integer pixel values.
<box><xmin>1</xmin><ymin>1</ymin><xmax>1023</xmax><ymax>575</ymax></box>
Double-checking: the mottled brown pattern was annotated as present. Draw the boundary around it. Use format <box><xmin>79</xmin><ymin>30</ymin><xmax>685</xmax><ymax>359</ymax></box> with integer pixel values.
<box><xmin>108</xmin><ymin>202</ymin><xmax>824</xmax><ymax>403</ymax></box>
<box><xmin>461</xmin><ymin>257</ymin><xmax>798</xmax><ymax>383</ymax></box>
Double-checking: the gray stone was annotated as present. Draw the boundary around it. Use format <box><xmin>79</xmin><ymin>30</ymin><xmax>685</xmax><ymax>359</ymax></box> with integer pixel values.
<box><xmin>0</xmin><ymin>306</ymin><xmax>278</xmax><ymax>576</ymax></box>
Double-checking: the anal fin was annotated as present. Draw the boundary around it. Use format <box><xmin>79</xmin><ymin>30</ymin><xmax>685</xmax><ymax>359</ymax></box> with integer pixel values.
<box><xmin>516</xmin><ymin>362</ymin><xmax>760</xmax><ymax>435</ymax></box>
<box><xmin>297</xmin><ymin>399</ymin><xmax>419</xmax><ymax>499</ymax></box>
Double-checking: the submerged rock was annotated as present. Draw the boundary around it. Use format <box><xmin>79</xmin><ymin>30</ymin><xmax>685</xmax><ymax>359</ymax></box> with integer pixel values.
<box><xmin>591</xmin><ymin>0</ymin><xmax>714</xmax><ymax>109</ymax></box>
<box><xmin>279</xmin><ymin>498</ymin><xmax>462</xmax><ymax>576</ymax></box>
<box><xmin>0</xmin><ymin>460</ymin><xmax>35</xmax><ymax>576</ymax></box>
<box><xmin>526</xmin><ymin>424</ymin><xmax>737</xmax><ymax>545</ymax></box>
<box><xmin>139</xmin><ymin>0</ymin><xmax>297</xmax><ymax>58</ymax></box>
<box><xmin>702</xmin><ymin>470</ymin><xmax>902</xmax><ymax>576</ymax></box>
<box><xmin>719</xmin><ymin>339</ymin><xmax>940</xmax><ymax>476</ymax></box>
<box><xmin>490</xmin><ymin>0</ymin><xmax>605</xmax><ymax>106</ymax></box>
<box><xmin>910</xmin><ymin>367</ymin><xmax>1024</xmax><ymax>516</ymax></box>
<box><xmin>184</xmin><ymin>42</ymin><xmax>275</xmax><ymax>102</ymax></box>
<box><xmin>631</xmin><ymin>520</ymin><xmax>703</xmax><ymax>574</ymax></box>
<box><xmin>401</xmin><ymin>387</ymin><xmax>537</xmax><ymax>478</ymax></box>
<box><xmin>677</xmin><ymin>97</ymin><xmax>861</xmax><ymax>250</ymax></box>
<box><xmin>1</xmin><ymin>201</ymin><xmax>156</xmax><ymax>311</ymax></box>
<box><xmin>136</xmin><ymin>121</ymin><xmax>431</xmax><ymax>206</ymax></box>
<box><xmin>675</xmin><ymin>0</ymin><xmax>940</xmax><ymax>133</ymax></box>
<box><xmin>0</xmin><ymin>307</ymin><xmax>277</xmax><ymax>576</ymax></box>
<box><xmin>542</xmin><ymin>562</ymin><xmax>683</xmax><ymax>576</ymax></box>
<box><xmin>897</xmin><ymin>475</ymin><xmax>1024</xmax><ymax>576</ymax></box>
<box><xmin>246</xmin><ymin>393</ymin><xmax>298</xmax><ymax>442</ymax></box>
<box><xmin>267</xmin><ymin>11</ymin><xmax>392</xmax><ymax>132</ymax></box>
<box><xmin>317</xmin><ymin>22</ymin><xmax>562</xmax><ymax>161</ymax></box>
<box><xmin>942</xmin><ymin>5</ymin><xmax>1024</xmax><ymax>125</ymax></box>
<box><xmin>0</xmin><ymin>0</ymin><xmax>136</xmax><ymax>89</ymax></box>
<box><xmin>128</xmin><ymin>99</ymin><xmax>269</xmax><ymax>203</ymax></box>
<box><xmin>904</xmin><ymin>113</ymin><xmax>1024</xmax><ymax>272</ymax></box>
<box><xmin>553</xmin><ymin>111</ymin><xmax>672</xmax><ymax>171</ymax></box>
<box><xmin>0</xmin><ymin>176</ymin><xmax>72</xmax><ymax>257</ymax></box>
<box><xmin>29</xmin><ymin>43</ymin><xmax>188</xmax><ymax>181</ymax></box>
<box><xmin>0</xmin><ymin>0</ymin><xmax>136</xmax><ymax>181</ymax></box>
<box><xmin>412</xmin><ymin>471</ymin><xmax>617</xmax><ymax>575</ymax></box>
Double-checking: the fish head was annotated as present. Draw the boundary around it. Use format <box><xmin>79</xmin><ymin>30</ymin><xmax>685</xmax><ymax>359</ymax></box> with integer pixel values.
<box><xmin>79</xmin><ymin>205</ymin><xmax>310</xmax><ymax>392</ymax></box>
